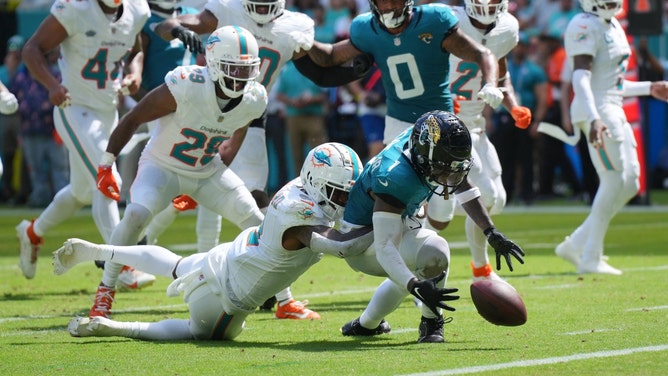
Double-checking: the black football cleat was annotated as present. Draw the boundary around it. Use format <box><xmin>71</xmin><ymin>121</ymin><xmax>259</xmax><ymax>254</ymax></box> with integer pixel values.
<box><xmin>417</xmin><ymin>316</ymin><xmax>451</xmax><ymax>343</ymax></box>
<box><xmin>341</xmin><ymin>317</ymin><xmax>391</xmax><ymax>336</ymax></box>
<box><xmin>258</xmin><ymin>296</ymin><xmax>277</xmax><ymax>311</ymax></box>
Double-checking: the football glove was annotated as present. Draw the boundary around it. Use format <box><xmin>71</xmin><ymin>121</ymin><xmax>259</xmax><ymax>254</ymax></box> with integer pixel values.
<box><xmin>511</xmin><ymin>106</ymin><xmax>532</xmax><ymax>129</ymax></box>
<box><xmin>408</xmin><ymin>272</ymin><xmax>459</xmax><ymax>316</ymax></box>
<box><xmin>484</xmin><ymin>227</ymin><xmax>525</xmax><ymax>272</ymax></box>
<box><xmin>477</xmin><ymin>83</ymin><xmax>504</xmax><ymax>109</ymax></box>
<box><xmin>171</xmin><ymin>26</ymin><xmax>202</xmax><ymax>54</ymax></box>
<box><xmin>172</xmin><ymin>194</ymin><xmax>198</xmax><ymax>211</ymax></box>
<box><xmin>97</xmin><ymin>166</ymin><xmax>120</xmax><ymax>202</ymax></box>
<box><xmin>0</xmin><ymin>90</ymin><xmax>18</xmax><ymax>115</ymax></box>
<box><xmin>453</xmin><ymin>95</ymin><xmax>466</xmax><ymax>115</ymax></box>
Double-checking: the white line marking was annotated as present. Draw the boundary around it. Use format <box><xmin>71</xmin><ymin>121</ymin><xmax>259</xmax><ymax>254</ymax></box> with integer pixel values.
<box><xmin>397</xmin><ymin>345</ymin><xmax>668</xmax><ymax>376</ymax></box>
<box><xmin>562</xmin><ymin>328</ymin><xmax>621</xmax><ymax>335</ymax></box>
<box><xmin>626</xmin><ymin>305</ymin><xmax>668</xmax><ymax>312</ymax></box>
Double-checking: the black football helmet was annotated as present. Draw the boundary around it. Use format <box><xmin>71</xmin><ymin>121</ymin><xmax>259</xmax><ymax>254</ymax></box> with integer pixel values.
<box><xmin>409</xmin><ymin>110</ymin><xmax>472</xmax><ymax>195</ymax></box>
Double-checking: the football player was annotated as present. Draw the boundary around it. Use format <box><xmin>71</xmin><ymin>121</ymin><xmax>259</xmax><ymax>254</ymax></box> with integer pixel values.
<box><xmin>424</xmin><ymin>0</ymin><xmax>532</xmax><ymax>282</ymax></box>
<box><xmin>56</xmin><ymin>142</ymin><xmax>373</xmax><ymax>341</ymax></box>
<box><xmin>89</xmin><ymin>26</ymin><xmax>266</xmax><ymax>318</ymax></box>
<box><xmin>306</xmin><ymin>0</ymin><xmax>505</xmax><ymax>145</ymax></box>
<box><xmin>17</xmin><ymin>0</ymin><xmax>149</xmax><ymax>280</ymax></box>
<box><xmin>555</xmin><ymin>0</ymin><xmax>668</xmax><ymax>274</ymax></box>
<box><xmin>339</xmin><ymin>111</ymin><xmax>525</xmax><ymax>343</ymax></box>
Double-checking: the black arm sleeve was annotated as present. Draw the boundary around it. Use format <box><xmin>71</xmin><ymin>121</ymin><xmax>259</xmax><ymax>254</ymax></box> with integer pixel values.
<box><xmin>293</xmin><ymin>54</ymin><xmax>374</xmax><ymax>87</ymax></box>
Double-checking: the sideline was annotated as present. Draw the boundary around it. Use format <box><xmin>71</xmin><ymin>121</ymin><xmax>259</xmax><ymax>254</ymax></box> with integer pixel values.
<box><xmin>397</xmin><ymin>345</ymin><xmax>668</xmax><ymax>376</ymax></box>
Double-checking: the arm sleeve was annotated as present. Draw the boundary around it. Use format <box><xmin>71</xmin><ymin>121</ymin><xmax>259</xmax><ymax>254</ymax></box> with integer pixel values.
<box><xmin>622</xmin><ymin>80</ymin><xmax>651</xmax><ymax>97</ymax></box>
<box><xmin>571</xmin><ymin>69</ymin><xmax>600</xmax><ymax>124</ymax></box>
<box><xmin>309</xmin><ymin>230</ymin><xmax>374</xmax><ymax>258</ymax></box>
<box><xmin>372</xmin><ymin>211</ymin><xmax>415</xmax><ymax>290</ymax></box>
<box><xmin>293</xmin><ymin>55</ymin><xmax>364</xmax><ymax>87</ymax></box>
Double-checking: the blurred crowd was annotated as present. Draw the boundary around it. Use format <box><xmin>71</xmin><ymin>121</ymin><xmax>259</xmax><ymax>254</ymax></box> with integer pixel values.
<box><xmin>1</xmin><ymin>0</ymin><xmax>667</xmax><ymax>207</ymax></box>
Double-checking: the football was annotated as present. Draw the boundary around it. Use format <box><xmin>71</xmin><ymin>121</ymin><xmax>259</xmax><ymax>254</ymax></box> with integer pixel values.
<box><xmin>470</xmin><ymin>279</ymin><xmax>527</xmax><ymax>326</ymax></box>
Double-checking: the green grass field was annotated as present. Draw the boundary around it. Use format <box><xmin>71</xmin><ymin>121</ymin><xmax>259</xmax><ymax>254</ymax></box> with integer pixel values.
<box><xmin>1</xmin><ymin>197</ymin><xmax>667</xmax><ymax>375</ymax></box>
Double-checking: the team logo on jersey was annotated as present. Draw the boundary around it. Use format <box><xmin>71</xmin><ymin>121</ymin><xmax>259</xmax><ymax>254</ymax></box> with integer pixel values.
<box><xmin>574</xmin><ymin>33</ymin><xmax>587</xmax><ymax>43</ymax></box>
<box><xmin>418</xmin><ymin>33</ymin><xmax>433</xmax><ymax>44</ymax></box>
<box><xmin>297</xmin><ymin>206</ymin><xmax>315</xmax><ymax>219</ymax></box>
<box><xmin>86</xmin><ymin>30</ymin><xmax>97</xmax><ymax>37</ymax></box>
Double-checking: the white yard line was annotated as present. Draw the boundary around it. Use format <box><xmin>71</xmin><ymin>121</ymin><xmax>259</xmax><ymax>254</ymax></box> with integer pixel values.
<box><xmin>397</xmin><ymin>345</ymin><xmax>668</xmax><ymax>376</ymax></box>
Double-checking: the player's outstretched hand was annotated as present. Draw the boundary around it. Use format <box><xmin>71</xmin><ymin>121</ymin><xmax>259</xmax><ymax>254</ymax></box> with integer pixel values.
<box><xmin>477</xmin><ymin>83</ymin><xmax>504</xmax><ymax>109</ymax></box>
<box><xmin>171</xmin><ymin>26</ymin><xmax>202</xmax><ymax>54</ymax></box>
<box><xmin>484</xmin><ymin>227</ymin><xmax>525</xmax><ymax>271</ymax></box>
<box><xmin>408</xmin><ymin>272</ymin><xmax>459</xmax><ymax>316</ymax></box>
<box><xmin>511</xmin><ymin>106</ymin><xmax>532</xmax><ymax>129</ymax></box>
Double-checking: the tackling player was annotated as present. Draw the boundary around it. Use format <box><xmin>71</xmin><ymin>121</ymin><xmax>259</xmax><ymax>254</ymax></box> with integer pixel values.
<box><xmin>56</xmin><ymin>143</ymin><xmax>373</xmax><ymax>341</ymax></box>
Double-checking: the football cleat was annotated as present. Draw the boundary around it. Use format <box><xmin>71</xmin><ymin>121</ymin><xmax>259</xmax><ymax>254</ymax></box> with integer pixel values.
<box><xmin>116</xmin><ymin>266</ymin><xmax>156</xmax><ymax>291</ymax></box>
<box><xmin>90</xmin><ymin>284</ymin><xmax>116</xmax><ymax>318</ymax></box>
<box><xmin>68</xmin><ymin>316</ymin><xmax>119</xmax><ymax>337</ymax></box>
<box><xmin>53</xmin><ymin>238</ymin><xmax>103</xmax><ymax>275</ymax></box>
<box><xmin>555</xmin><ymin>236</ymin><xmax>582</xmax><ymax>267</ymax></box>
<box><xmin>418</xmin><ymin>316</ymin><xmax>451</xmax><ymax>343</ymax></box>
<box><xmin>17</xmin><ymin>219</ymin><xmax>42</xmax><ymax>279</ymax></box>
<box><xmin>275</xmin><ymin>299</ymin><xmax>321</xmax><ymax>320</ymax></box>
<box><xmin>341</xmin><ymin>317</ymin><xmax>391</xmax><ymax>336</ymax></box>
<box><xmin>578</xmin><ymin>259</ymin><xmax>622</xmax><ymax>275</ymax></box>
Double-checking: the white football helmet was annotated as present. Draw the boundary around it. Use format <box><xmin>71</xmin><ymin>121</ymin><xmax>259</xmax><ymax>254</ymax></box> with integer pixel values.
<box><xmin>205</xmin><ymin>26</ymin><xmax>261</xmax><ymax>98</ymax></box>
<box><xmin>369</xmin><ymin>0</ymin><xmax>414</xmax><ymax>29</ymax></box>
<box><xmin>579</xmin><ymin>0</ymin><xmax>622</xmax><ymax>20</ymax></box>
<box><xmin>241</xmin><ymin>0</ymin><xmax>285</xmax><ymax>24</ymax></box>
<box><xmin>300</xmin><ymin>142</ymin><xmax>363</xmax><ymax>221</ymax></box>
<box><xmin>465</xmin><ymin>0</ymin><xmax>508</xmax><ymax>25</ymax></box>
<box><xmin>100</xmin><ymin>0</ymin><xmax>122</xmax><ymax>8</ymax></box>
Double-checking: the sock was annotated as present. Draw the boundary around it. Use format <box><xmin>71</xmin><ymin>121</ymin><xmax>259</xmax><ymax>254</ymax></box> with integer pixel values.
<box><xmin>196</xmin><ymin>206</ymin><xmax>221</xmax><ymax>253</ymax></box>
<box><xmin>360</xmin><ymin>279</ymin><xmax>406</xmax><ymax>328</ymax></box>
<box><xmin>465</xmin><ymin>216</ymin><xmax>489</xmax><ymax>269</ymax></box>
<box><xmin>275</xmin><ymin>287</ymin><xmax>293</xmax><ymax>305</ymax></box>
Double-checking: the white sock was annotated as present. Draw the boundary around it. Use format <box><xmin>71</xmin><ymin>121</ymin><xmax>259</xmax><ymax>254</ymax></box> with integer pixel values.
<box><xmin>196</xmin><ymin>206</ymin><xmax>221</xmax><ymax>253</ymax></box>
<box><xmin>275</xmin><ymin>287</ymin><xmax>293</xmax><ymax>304</ymax></box>
<box><xmin>92</xmin><ymin>191</ymin><xmax>120</xmax><ymax>243</ymax></box>
<box><xmin>466</xmin><ymin>216</ymin><xmax>489</xmax><ymax>268</ymax></box>
<box><xmin>360</xmin><ymin>279</ymin><xmax>406</xmax><ymax>328</ymax></box>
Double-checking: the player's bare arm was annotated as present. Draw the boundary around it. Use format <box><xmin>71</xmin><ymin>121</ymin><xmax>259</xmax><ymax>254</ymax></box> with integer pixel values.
<box><xmin>106</xmin><ymin>84</ymin><xmax>177</xmax><ymax>156</ymax></box>
<box><xmin>442</xmin><ymin>28</ymin><xmax>498</xmax><ymax>86</ymax></box>
<box><xmin>154</xmin><ymin>10</ymin><xmax>218</xmax><ymax>41</ymax></box>
<box><xmin>22</xmin><ymin>15</ymin><xmax>69</xmax><ymax>106</ymax></box>
<box><xmin>218</xmin><ymin>125</ymin><xmax>249</xmax><ymax>166</ymax></box>
<box><xmin>123</xmin><ymin>34</ymin><xmax>145</xmax><ymax>96</ymax></box>
<box><xmin>308</xmin><ymin>40</ymin><xmax>361</xmax><ymax>67</ymax></box>
<box><xmin>455</xmin><ymin>178</ymin><xmax>494</xmax><ymax>231</ymax></box>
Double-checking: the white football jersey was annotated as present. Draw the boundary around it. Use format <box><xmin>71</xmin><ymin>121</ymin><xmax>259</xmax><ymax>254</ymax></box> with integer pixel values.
<box><xmin>564</xmin><ymin>13</ymin><xmax>631</xmax><ymax>123</ymax></box>
<box><xmin>205</xmin><ymin>0</ymin><xmax>314</xmax><ymax>91</ymax></box>
<box><xmin>51</xmin><ymin>0</ymin><xmax>149</xmax><ymax>111</ymax></box>
<box><xmin>449</xmin><ymin>7</ymin><xmax>518</xmax><ymax>128</ymax></box>
<box><xmin>143</xmin><ymin>65</ymin><xmax>267</xmax><ymax>178</ymax></box>
<box><xmin>214</xmin><ymin>177</ymin><xmax>330</xmax><ymax>309</ymax></box>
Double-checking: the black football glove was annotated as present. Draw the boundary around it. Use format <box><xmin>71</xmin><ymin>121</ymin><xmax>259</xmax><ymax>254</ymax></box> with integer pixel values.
<box><xmin>408</xmin><ymin>272</ymin><xmax>459</xmax><ymax>316</ymax></box>
<box><xmin>484</xmin><ymin>227</ymin><xmax>525</xmax><ymax>272</ymax></box>
<box><xmin>171</xmin><ymin>26</ymin><xmax>203</xmax><ymax>55</ymax></box>
<box><xmin>352</xmin><ymin>53</ymin><xmax>374</xmax><ymax>78</ymax></box>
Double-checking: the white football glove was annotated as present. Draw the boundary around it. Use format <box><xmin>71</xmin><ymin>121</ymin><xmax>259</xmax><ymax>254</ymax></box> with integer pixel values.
<box><xmin>289</xmin><ymin>31</ymin><xmax>313</xmax><ymax>53</ymax></box>
<box><xmin>0</xmin><ymin>90</ymin><xmax>18</xmax><ymax>115</ymax></box>
<box><xmin>477</xmin><ymin>83</ymin><xmax>504</xmax><ymax>109</ymax></box>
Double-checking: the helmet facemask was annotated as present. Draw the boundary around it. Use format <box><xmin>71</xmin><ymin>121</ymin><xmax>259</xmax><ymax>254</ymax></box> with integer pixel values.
<box><xmin>465</xmin><ymin>0</ymin><xmax>508</xmax><ymax>25</ymax></box>
<box><xmin>368</xmin><ymin>0</ymin><xmax>414</xmax><ymax>29</ymax></box>
<box><xmin>242</xmin><ymin>0</ymin><xmax>285</xmax><ymax>24</ymax></box>
<box><xmin>206</xmin><ymin>26</ymin><xmax>261</xmax><ymax>98</ymax></box>
<box><xmin>579</xmin><ymin>0</ymin><xmax>622</xmax><ymax>20</ymax></box>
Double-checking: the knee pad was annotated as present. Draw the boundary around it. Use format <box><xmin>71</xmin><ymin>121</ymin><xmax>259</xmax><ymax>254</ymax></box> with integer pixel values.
<box><xmin>415</xmin><ymin>233</ymin><xmax>450</xmax><ymax>280</ymax></box>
